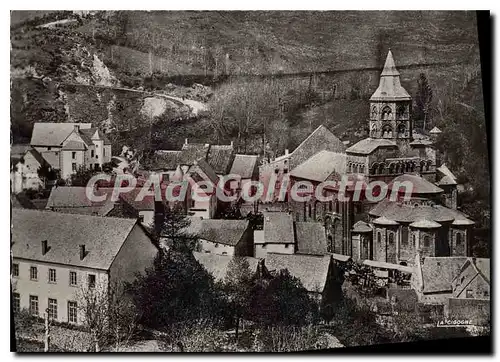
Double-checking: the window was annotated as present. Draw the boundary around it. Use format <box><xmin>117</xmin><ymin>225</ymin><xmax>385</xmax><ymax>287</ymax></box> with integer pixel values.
<box><xmin>388</xmin><ymin>233</ymin><xmax>394</xmax><ymax>245</ymax></box>
<box><xmin>12</xmin><ymin>263</ymin><xmax>19</xmax><ymax>277</ymax></box>
<box><xmin>103</xmin><ymin>148</ymin><xmax>106</xmax><ymax>157</ymax></box>
<box><xmin>423</xmin><ymin>235</ymin><xmax>430</xmax><ymax>248</ymax></box>
<box><xmin>69</xmin><ymin>271</ymin><xmax>77</xmax><ymax>286</ymax></box>
<box><xmin>72</xmin><ymin>163</ymin><xmax>77</xmax><ymax>171</ymax></box>
<box><xmin>377</xmin><ymin>232</ymin><xmax>382</xmax><ymax>245</ymax></box>
<box><xmin>412</xmin><ymin>234</ymin><xmax>416</xmax><ymax>248</ymax></box>
<box><xmin>48</xmin><ymin>298</ymin><xmax>58</xmax><ymax>320</ymax></box>
<box><xmin>68</xmin><ymin>301</ymin><xmax>78</xmax><ymax>323</ymax></box>
<box><xmin>262</xmin><ymin>243</ymin><xmax>267</xmax><ymax>249</ymax></box>
<box><xmin>308</xmin><ymin>204</ymin><xmax>312</xmax><ymax>218</ymax></box>
<box><xmin>72</xmin><ymin>152</ymin><xmax>76</xmax><ymax>159</ymax></box>
<box><xmin>484</xmin><ymin>290</ymin><xmax>489</xmax><ymax>298</ymax></box>
<box><xmin>214</xmin><ymin>243</ymin><xmax>219</xmax><ymax>248</ymax></box>
<box><xmin>29</xmin><ymin>295</ymin><xmax>39</xmax><ymax>316</ymax></box>
<box><xmin>274</xmin><ymin>168</ymin><xmax>279</xmax><ymax>174</ymax></box>
<box><xmin>466</xmin><ymin>290</ymin><xmax>473</xmax><ymax>299</ymax></box>
<box><xmin>30</xmin><ymin>266</ymin><xmax>38</xmax><ymax>281</ymax></box>
<box><xmin>48</xmin><ymin>268</ymin><xmax>57</xmax><ymax>283</ymax></box>
<box><xmin>91</xmin><ymin>150</ymin><xmax>95</xmax><ymax>158</ymax></box>
<box><xmin>88</xmin><ymin>274</ymin><xmax>96</xmax><ymax>288</ymax></box>
<box><xmin>456</xmin><ymin>233</ymin><xmax>463</xmax><ymax>245</ymax></box>
<box><xmin>284</xmin><ymin>168</ymin><xmax>288</xmax><ymax>174</ymax></box>
<box><xmin>47</xmin><ymin>147</ymin><xmax>52</xmax><ymax>151</ymax></box>
<box><xmin>13</xmin><ymin>293</ymin><xmax>20</xmax><ymax>313</ymax></box>
<box><xmin>94</xmin><ymin>163</ymin><xmax>99</xmax><ymax>170</ymax></box>
<box><xmin>190</xmin><ymin>199</ymin><xmax>196</xmax><ymax>208</ymax></box>
<box><xmin>222</xmin><ymin>252</ymin><xmax>227</xmax><ymax>255</ymax></box>
<box><xmin>285</xmin><ymin>244</ymin><xmax>289</xmax><ymax>248</ymax></box>
<box><xmin>138</xmin><ymin>215</ymin><xmax>145</xmax><ymax>223</ymax></box>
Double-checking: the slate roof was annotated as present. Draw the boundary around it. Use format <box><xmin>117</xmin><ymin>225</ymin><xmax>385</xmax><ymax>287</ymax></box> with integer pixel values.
<box><xmin>290</xmin><ymin>151</ymin><xmax>346</xmax><ymax>182</ymax></box>
<box><xmin>80</xmin><ymin>128</ymin><xmax>111</xmax><ymax>145</ymax></box>
<box><xmin>191</xmin><ymin>159</ymin><xmax>219</xmax><ymax>186</ymax></box>
<box><xmin>370</xmin><ymin>50</ymin><xmax>412</xmax><ymax>101</ymax></box>
<box><xmin>346</xmin><ymin>138</ymin><xmax>397</xmax><ymax>155</ymax></box>
<box><xmin>451</xmin><ymin>218</ymin><xmax>475</xmax><ymax>226</ymax></box>
<box><xmin>373</xmin><ymin>216</ymin><xmax>399</xmax><ymax>226</ymax></box>
<box><xmin>363</xmin><ymin>259</ymin><xmax>414</xmax><ymax>274</ymax></box>
<box><xmin>295</xmin><ymin>222</ymin><xmax>328</xmax><ymax>255</ymax></box>
<box><xmin>265</xmin><ymin>253</ymin><xmax>331</xmax><ymax>293</ymax></box>
<box><xmin>186</xmin><ymin>219</ymin><xmax>250</xmax><ymax>246</ymax></box>
<box><xmin>39</xmin><ymin>151</ymin><xmax>60</xmax><ymax>170</ymax></box>
<box><xmin>62</xmin><ymin>140</ymin><xmax>87</xmax><ymax>150</ymax></box>
<box><xmin>289</xmin><ymin>125</ymin><xmax>346</xmax><ymax>167</ymax></box>
<box><xmin>262</xmin><ymin>212</ymin><xmax>295</xmax><ymax>244</ymax></box>
<box><xmin>474</xmin><ymin>258</ymin><xmax>490</xmax><ymax>283</ymax></box>
<box><xmin>352</xmin><ymin>220</ymin><xmax>373</xmax><ymax>233</ymax></box>
<box><xmin>229</xmin><ymin>154</ymin><xmax>259</xmax><ymax>179</ymax></box>
<box><xmin>150</xmin><ymin>150</ymin><xmax>182</xmax><ymax>171</ymax></box>
<box><xmin>180</xmin><ymin>143</ymin><xmax>210</xmax><ymax>165</ymax></box>
<box><xmin>11</xmin><ymin>209</ymin><xmax>141</xmax><ymax>270</ymax></box>
<box><xmin>46</xmin><ymin>186</ymin><xmax>113</xmax><ymax>209</ymax></box>
<box><xmin>421</xmin><ymin>257</ymin><xmax>468</xmax><ymax>293</ymax></box>
<box><xmin>430</xmin><ymin>127</ymin><xmax>442</xmax><ymax>134</ymax></box>
<box><xmin>30</xmin><ymin>123</ymin><xmax>92</xmax><ymax>146</ymax></box>
<box><xmin>409</xmin><ymin>219</ymin><xmax>442</xmax><ymax>229</ymax></box>
<box><xmin>369</xmin><ymin>199</ymin><xmax>469</xmax><ymax>224</ymax></box>
<box><xmin>389</xmin><ymin>174</ymin><xmax>444</xmax><ymax>194</ymax></box>
<box><xmin>193</xmin><ymin>252</ymin><xmax>261</xmax><ymax>282</ymax></box>
<box><xmin>206</xmin><ymin>145</ymin><xmax>234</xmax><ymax>174</ymax></box>
<box><xmin>437</xmin><ymin>164</ymin><xmax>457</xmax><ymax>185</ymax></box>
<box><xmin>119</xmin><ymin>187</ymin><xmax>155</xmax><ymax>211</ymax></box>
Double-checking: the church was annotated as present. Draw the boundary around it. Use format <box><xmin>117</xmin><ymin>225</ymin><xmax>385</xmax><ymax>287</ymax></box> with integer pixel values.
<box><xmin>257</xmin><ymin>50</ymin><xmax>473</xmax><ymax>266</ymax></box>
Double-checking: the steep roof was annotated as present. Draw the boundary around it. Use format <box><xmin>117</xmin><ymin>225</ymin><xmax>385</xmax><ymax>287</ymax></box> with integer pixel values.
<box><xmin>193</xmin><ymin>252</ymin><xmax>261</xmax><ymax>282</ymax></box>
<box><xmin>80</xmin><ymin>128</ymin><xmax>111</xmax><ymax>145</ymax></box>
<box><xmin>290</xmin><ymin>125</ymin><xmax>346</xmax><ymax>167</ymax></box>
<box><xmin>62</xmin><ymin>140</ymin><xmax>87</xmax><ymax>150</ymax></box>
<box><xmin>265</xmin><ymin>253</ymin><xmax>331</xmax><ymax>293</ymax></box>
<box><xmin>39</xmin><ymin>151</ymin><xmax>60</xmax><ymax>170</ymax></box>
<box><xmin>263</xmin><ymin>212</ymin><xmax>295</xmax><ymax>244</ymax></box>
<box><xmin>346</xmin><ymin>138</ymin><xmax>397</xmax><ymax>155</ymax></box>
<box><xmin>430</xmin><ymin>127</ymin><xmax>442</xmax><ymax>134</ymax></box>
<box><xmin>30</xmin><ymin>123</ymin><xmax>92</xmax><ymax>147</ymax></box>
<box><xmin>150</xmin><ymin>150</ymin><xmax>182</xmax><ymax>171</ymax></box>
<box><xmin>119</xmin><ymin>187</ymin><xmax>155</xmax><ymax>211</ymax></box>
<box><xmin>421</xmin><ymin>257</ymin><xmax>468</xmax><ymax>293</ymax></box>
<box><xmin>11</xmin><ymin>209</ymin><xmax>141</xmax><ymax>270</ymax></box>
<box><xmin>229</xmin><ymin>154</ymin><xmax>259</xmax><ymax>179</ymax></box>
<box><xmin>192</xmin><ymin>158</ymin><xmax>219</xmax><ymax>186</ymax></box>
<box><xmin>295</xmin><ymin>222</ymin><xmax>328</xmax><ymax>255</ymax></box>
<box><xmin>180</xmin><ymin>143</ymin><xmax>210</xmax><ymax>165</ymax></box>
<box><xmin>370</xmin><ymin>50</ymin><xmax>411</xmax><ymax>101</ymax></box>
<box><xmin>369</xmin><ymin>199</ymin><xmax>469</xmax><ymax>224</ymax></box>
<box><xmin>290</xmin><ymin>151</ymin><xmax>346</xmax><ymax>182</ymax></box>
<box><xmin>437</xmin><ymin>164</ymin><xmax>458</xmax><ymax>185</ymax></box>
<box><xmin>474</xmin><ymin>258</ymin><xmax>490</xmax><ymax>283</ymax></box>
<box><xmin>206</xmin><ymin>145</ymin><xmax>234</xmax><ymax>174</ymax></box>
<box><xmin>187</xmin><ymin>219</ymin><xmax>250</xmax><ymax>246</ymax></box>
<box><xmin>389</xmin><ymin>174</ymin><xmax>444</xmax><ymax>194</ymax></box>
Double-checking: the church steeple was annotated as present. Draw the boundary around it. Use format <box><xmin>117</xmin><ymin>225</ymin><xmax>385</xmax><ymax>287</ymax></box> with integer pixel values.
<box><xmin>368</xmin><ymin>50</ymin><xmax>412</xmax><ymax>140</ymax></box>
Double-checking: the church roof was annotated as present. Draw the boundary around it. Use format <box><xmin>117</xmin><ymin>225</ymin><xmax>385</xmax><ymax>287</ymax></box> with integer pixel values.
<box><xmin>451</xmin><ymin>218</ymin><xmax>475</xmax><ymax>226</ymax></box>
<box><xmin>290</xmin><ymin>150</ymin><xmax>346</xmax><ymax>182</ymax></box>
<box><xmin>369</xmin><ymin>198</ymin><xmax>470</xmax><ymax>224</ymax></box>
<box><xmin>346</xmin><ymin>138</ymin><xmax>397</xmax><ymax>155</ymax></box>
<box><xmin>352</xmin><ymin>220</ymin><xmax>373</xmax><ymax>233</ymax></box>
<box><xmin>409</xmin><ymin>219</ymin><xmax>442</xmax><ymax>229</ymax></box>
<box><xmin>370</xmin><ymin>50</ymin><xmax>411</xmax><ymax>102</ymax></box>
<box><xmin>389</xmin><ymin>174</ymin><xmax>444</xmax><ymax>194</ymax></box>
<box><xmin>373</xmin><ymin>216</ymin><xmax>399</xmax><ymax>226</ymax></box>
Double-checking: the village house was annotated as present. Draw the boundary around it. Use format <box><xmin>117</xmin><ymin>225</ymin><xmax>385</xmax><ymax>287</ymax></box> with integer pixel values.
<box><xmin>192</xmin><ymin>252</ymin><xmax>263</xmax><ymax>283</ymax></box>
<box><xmin>411</xmin><ymin>255</ymin><xmax>490</xmax><ymax>324</ymax></box>
<box><xmin>11</xmin><ymin>209</ymin><xmax>158</xmax><ymax>325</ymax></box>
<box><xmin>11</xmin><ymin>146</ymin><xmax>54</xmax><ymax>194</ymax></box>
<box><xmin>186</xmin><ymin>218</ymin><xmax>253</xmax><ymax>257</ymax></box>
<box><xmin>264</xmin><ymin>253</ymin><xmax>337</xmax><ymax>304</ymax></box>
<box><xmin>30</xmin><ymin>122</ymin><xmax>112</xmax><ymax>180</ymax></box>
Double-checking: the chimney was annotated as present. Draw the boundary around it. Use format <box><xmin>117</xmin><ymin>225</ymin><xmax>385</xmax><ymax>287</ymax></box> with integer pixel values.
<box><xmin>230</xmin><ymin>141</ymin><xmax>234</xmax><ymax>147</ymax></box>
<box><xmin>79</xmin><ymin>244</ymin><xmax>86</xmax><ymax>260</ymax></box>
<box><xmin>74</xmin><ymin>124</ymin><xmax>80</xmax><ymax>133</ymax></box>
<box><xmin>185</xmin><ymin>138</ymin><xmax>188</xmax><ymax>145</ymax></box>
<box><xmin>285</xmin><ymin>149</ymin><xmax>289</xmax><ymax>156</ymax></box>
<box><xmin>42</xmin><ymin>240</ymin><xmax>48</xmax><ymax>255</ymax></box>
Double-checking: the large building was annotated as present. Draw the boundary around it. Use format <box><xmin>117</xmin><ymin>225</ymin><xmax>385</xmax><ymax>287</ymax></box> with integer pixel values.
<box><xmin>11</xmin><ymin>209</ymin><xmax>158</xmax><ymax>325</ymax></box>
<box><xmin>30</xmin><ymin>123</ymin><xmax>112</xmax><ymax>180</ymax></box>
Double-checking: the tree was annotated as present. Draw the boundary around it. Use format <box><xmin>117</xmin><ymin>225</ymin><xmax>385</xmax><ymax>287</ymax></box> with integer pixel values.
<box><xmin>415</xmin><ymin>73</ymin><xmax>433</xmax><ymax>131</ymax></box>
<box><xmin>77</xmin><ymin>282</ymin><xmax>139</xmax><ymax>352</ymax></box>
<box><xmin>248</xmin><ymin>269</ymin><xmax>319</xmax><ymax>327</ymax></box>
<box><xmin>37</xmin><ymin>163</ymin><xmax>58</xmax><ymax>188</ymax></box>
<box><xmin>126</xmin><ymin>249</ymin><xmax>220</xmax><ymax>330</ymax></box>
<box><xmin>69</xmin><ymin>166</ymin><xmax>100</xmax><ymax>187</ymax></box>
<box><xmin>223</xmin><ymin>256</ymin><xmax>253</xmax><ymax>341</ymax></box>
<box><xmin>159</xmin><ymin>204</ymin><xmax>199</xmax><ymax>253</ymax></box>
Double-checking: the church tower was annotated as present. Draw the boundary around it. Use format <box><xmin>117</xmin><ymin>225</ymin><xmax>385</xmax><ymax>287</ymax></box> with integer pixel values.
<box><xmin>369</xmin><ymin>50</ymin><xmax>412</xmax><ymax>140</ymax></box>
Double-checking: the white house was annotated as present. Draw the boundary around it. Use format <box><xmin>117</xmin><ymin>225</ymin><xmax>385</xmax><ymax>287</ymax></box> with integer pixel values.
<box><xmin>30</xmin><ymin>123</ymin><xmax>112</xmax><ymax>180</ymax></box>
<box><xmin>11</xmin><ymin>209</ymin><xmax>158</xmax><ymax>325</ymax></box>
<box><xmin>11</xmin><ymin>147</ymin><xmax>51</xmax><ymax>194</ymax></box>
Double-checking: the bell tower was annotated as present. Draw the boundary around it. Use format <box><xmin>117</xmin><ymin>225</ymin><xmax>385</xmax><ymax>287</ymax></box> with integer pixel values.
<box><xmin>369</xmin><ymin>50</ymin><xmax>412</xmax><ymax>140</ymax></box>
